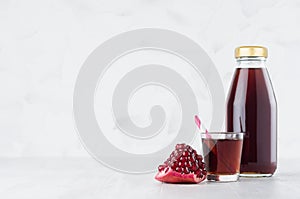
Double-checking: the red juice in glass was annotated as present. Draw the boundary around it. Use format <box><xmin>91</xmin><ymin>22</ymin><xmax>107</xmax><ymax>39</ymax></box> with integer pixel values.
<box><xmin>226</xmin><ymin>46</ymin><xmax>277</xmax><ymax>177</ymax></box>
<box><xmin>201</xmin><ymin>132</ymin><xmax>244</xmax><ymax>182</ymax></box>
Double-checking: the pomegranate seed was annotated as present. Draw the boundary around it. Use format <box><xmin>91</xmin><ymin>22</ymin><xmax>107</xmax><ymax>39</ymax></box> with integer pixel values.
<box><xmin>184</xmin><ymin>167</ymin><xmax>190</xmax><ymax>174</ymax></box>
<box><xmin>158</xmin><ymin>165</ymin><xmax>165</xmax><ymax>172</ymax></box>
<box><xmin>200</xmin><ymin>163</ymin><xmax>205</xmax><ymax>169</ymax></box>
<box><xmin>197</xmin><ymin>173</ymin><xmax>203</xmax><ymax>178</ymax></box>
<box><xmin>192</xmin><ymin>150</ymin><xmax>197</xmax><ymax>155</ymax></box>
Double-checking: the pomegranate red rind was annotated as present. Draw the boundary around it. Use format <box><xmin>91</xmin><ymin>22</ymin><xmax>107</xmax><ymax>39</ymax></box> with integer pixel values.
<box><xmin>155</xmin><ymin>167</ymin><xmax>206</xmax><ymax>183</ymax></box>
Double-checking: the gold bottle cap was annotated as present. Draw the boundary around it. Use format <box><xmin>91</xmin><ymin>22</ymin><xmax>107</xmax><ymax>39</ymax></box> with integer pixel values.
<box><xmin>235</xmin><ymin>46</ymin><xmax>268</xmax><ymax>58</ymax></box>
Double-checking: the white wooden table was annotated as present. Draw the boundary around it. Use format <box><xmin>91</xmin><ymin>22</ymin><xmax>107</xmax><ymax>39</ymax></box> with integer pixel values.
<box><xmin>0</xmin><ymin>158</ymin><xmax>297</xmax><ymax>199</ymax></box>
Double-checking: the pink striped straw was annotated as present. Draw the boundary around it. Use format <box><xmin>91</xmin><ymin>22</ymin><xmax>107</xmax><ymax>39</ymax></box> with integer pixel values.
<box><xmin>194</xmin><ymin>115</ymin><xmax>211</xmax><ymax>138</ymax></box>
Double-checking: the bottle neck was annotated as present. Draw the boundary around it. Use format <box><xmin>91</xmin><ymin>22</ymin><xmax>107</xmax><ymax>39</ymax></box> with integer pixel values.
<box><xmin>236</xmin><ymin>57</ymin><xmax>267</xmax><ymax>68</ymax></box>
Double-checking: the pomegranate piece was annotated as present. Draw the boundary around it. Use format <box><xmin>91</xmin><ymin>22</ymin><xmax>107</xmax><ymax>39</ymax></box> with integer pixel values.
<box><xmin>155</xmin><ymin>144</ymin><xmax>207</xmax><ymax>184</ymax></box>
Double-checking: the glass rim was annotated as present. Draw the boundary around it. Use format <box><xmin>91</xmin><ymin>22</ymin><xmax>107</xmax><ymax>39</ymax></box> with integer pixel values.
<box><xmin>201</xmin><ymin>132</ymin><xmax>244</xmax><ymax>140</ymax></box>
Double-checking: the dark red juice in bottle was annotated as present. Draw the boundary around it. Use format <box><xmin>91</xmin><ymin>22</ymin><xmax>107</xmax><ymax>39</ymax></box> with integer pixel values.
<box><xmin>226</xmin><ymin>46</ymin><xmax>277</xmax><ymax>177</ymax></box>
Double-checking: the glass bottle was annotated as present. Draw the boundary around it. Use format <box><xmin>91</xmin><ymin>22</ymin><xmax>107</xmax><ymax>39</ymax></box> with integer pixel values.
<box><xmin>226</xmin><ymin>46</ymin><xmax>277</xmax><ymax>177</ymax></box>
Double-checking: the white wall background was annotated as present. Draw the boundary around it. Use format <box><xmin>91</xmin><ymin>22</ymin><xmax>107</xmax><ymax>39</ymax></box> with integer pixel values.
<box><xmin>0</xmin><ymin>0</ymin><xmax>299</xmax><ymax>158</ymax></box>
